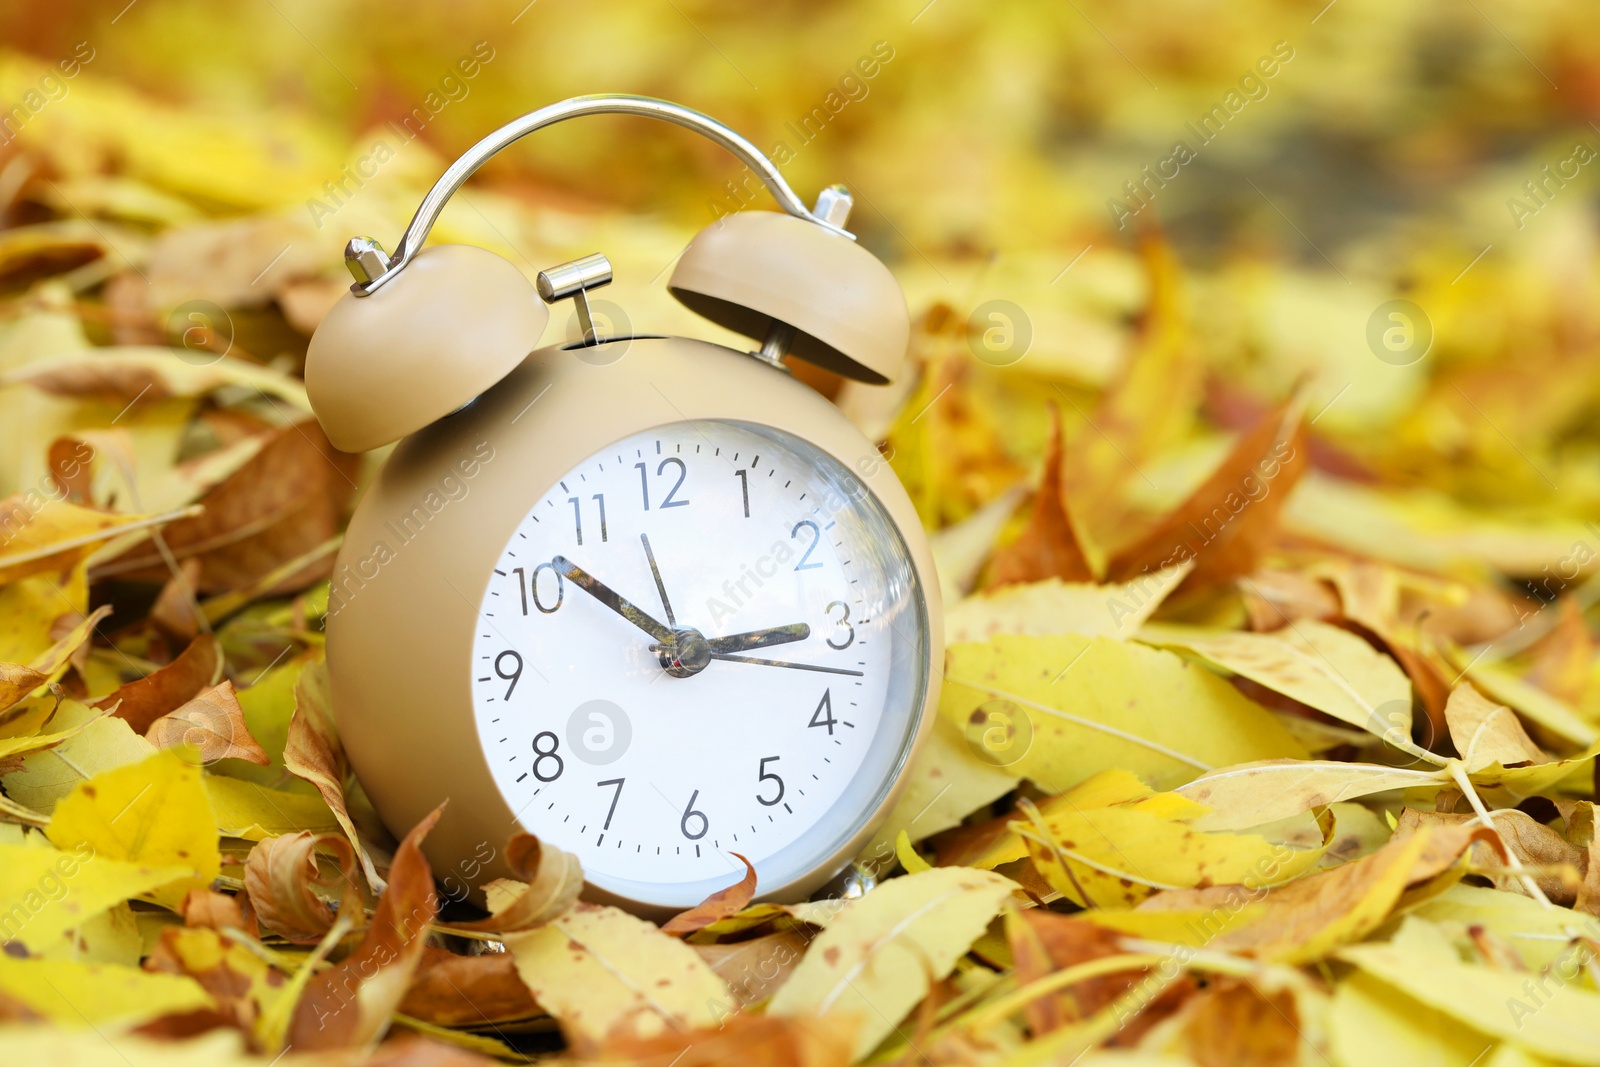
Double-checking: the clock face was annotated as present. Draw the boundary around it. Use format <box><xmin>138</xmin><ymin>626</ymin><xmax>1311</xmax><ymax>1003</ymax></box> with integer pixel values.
<box><xmin>470</xmin><ymin>419</ymin><xmax>929</xmax><ymax>908</ymax></box>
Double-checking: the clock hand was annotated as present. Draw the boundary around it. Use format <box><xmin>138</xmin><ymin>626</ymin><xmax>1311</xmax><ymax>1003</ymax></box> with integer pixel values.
<box><xmin>639</xmin><ymin>533</ymin><xmax>676</xmax><ymax>627</ymax></box>
<box><xmin>705</xmin><ymin>623</ymin><xmax>811</xmax><ymax>653</ymax></box>
<box><xmin>551</xmin><ymin>556</ymin><xmax>674</xmax><ymax>643</ymax></box>
<box><xmin>708</xmin><ymin>652</ymin><xmax>863</xmax><ymax>677</ymax></box>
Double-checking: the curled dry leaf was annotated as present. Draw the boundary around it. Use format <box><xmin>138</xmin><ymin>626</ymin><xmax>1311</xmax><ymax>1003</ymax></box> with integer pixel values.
<box><xmin>399</xmin><ymin>946</ymin><xmax>542</xmax><ymax>1027</ymax></box>
<box><xmin>661</xmin><ymin>852</ymin><xmax>758</xmax><ymax>938</ymax></box>
<box><xmin>146</xmin><ymin>681</ymin><xmax>270</xmax><ymax>765</ymax></box>
<box><xmin>1399</xmin><ymin>808</ymin><xmax>1585</xmax><ymax>904</ymax></box>
<box><xmin>92</xmin><ymin>632</ymin><xmax>222</xmax><ymax>734</ymax></box>
<box><xmin>284</xmin><ymin>659</ymin><xmax>384</xmax><ymax>892</ymax></box>
<box><xmin>986</xmin><ymin>404</ymin><xmax>1094</xmax><ymax>588</ymax></box>
<box><xmin>287</xmin><ymin>804</ymin><xmax>443</xmax><ymax>1052</ymax></box>
<box><xmin>243</xmin><ymin>829</ymin><xmax>359</xmax><ymax>943</ymax></box>
<box><xmin>437</xmin><ymin>831</ymin><xmax>582</xmax><ymax>935</ymax></box>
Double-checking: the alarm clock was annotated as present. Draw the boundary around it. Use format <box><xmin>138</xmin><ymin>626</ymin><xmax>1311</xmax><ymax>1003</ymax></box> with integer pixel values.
<box><xmin>304</xmin><ymin>95</ymin><xmax>941</xmax><ymax>914</ymax></box>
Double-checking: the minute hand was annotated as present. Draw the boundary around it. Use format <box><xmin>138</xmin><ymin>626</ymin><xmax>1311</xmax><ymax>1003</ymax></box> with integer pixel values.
<box><xmin>551</xmin><ymin>557</ymin><xmax>674</xmax><ymax>642</ymax></box>
<box><xmin>705</xmin><ymin>623</ymin><xmax>810</xmax><ymax>654</ymax></box>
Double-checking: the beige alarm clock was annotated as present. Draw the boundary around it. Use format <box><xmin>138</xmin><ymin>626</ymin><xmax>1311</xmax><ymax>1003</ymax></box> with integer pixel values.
<box><xmin>304</xmin><ymin>95</ymin><xmax>941</xmax><ymax>915</ymax></box>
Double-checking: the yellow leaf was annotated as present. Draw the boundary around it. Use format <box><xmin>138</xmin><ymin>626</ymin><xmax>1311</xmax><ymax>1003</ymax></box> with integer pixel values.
<box><xmin>860</xmin><ymin>716</ymin><xmax>1019</xmax><ymax>854</ymax></box>
<box><xmin>0</xmin><ymin>567</ymin><xmax>88</xmax><ymax>666</ymax></box>
<box><xmin>1327</xmin><ymin>972</ymin><xmax>1496</xmax><ymax>1067</ymax></box>
<box><xmin>943</xmin><ymin>634</ymin><xmax>1306</xmax><ymax>793</ymax></box>
<box><xmin>0</xmin><ymin>1026</ymin><xmax>256</xmax><ymax>1065</ymax></box>
<box><xmin>1176</xmin><ymin>759</ymin><xmax>1447</xmax><ymax>832</ymax></box>
<box><xmin>1339</xmin><ymin>940</ymin><xmax>1600</xmax><ymax>1065</ymax></box>
<box><xmin>503</xmin><ymin>901</ymin><xmax>731</xmax><ymax>1050</ymax></box>
<box><xmin>1021</xmin><ymin>770</ymin><xmax>1326</xmax><ymax>908</ymax></box>
<box><xmin>1446</xmin><ymin>683</ymin><xmax>1545</xmax><ymax>773</ymax></box>
<box><xmin>0</xmin><ymin>956</ymin><xmax>211</xmax><ymax>1027</ymax></box>
<box><xmin>0</xmin><ymin>496</ymin><xmax>199</xmax><ymax>586</ymax></box>
<box><xmin>0</xmin><ymin>605</ymin><xmax>110</xmax><ymax>712</ymax></box>
<box><xmin>1457</xmin><ymin>658</ymin><xmax>1598</xmax><ymax>748</ymax></box>
<box><xmin>0</xmin><ymin>841</ymin><xmax>192</xmax><ymax>952</ymax></box>
<box><xmin>1</xmin><ymin>700</ymin><xmax>155</xmax><ymax>812</ymax></box>
<box><xmin>205</xmin><ymin>775</ymin><xmax>339</xmax><ymax>840</ymax></box>
<box><xmin>1138</xmin><ymin>619</ymin><xmax>1415</xmax><ymax>747</ymax></box>
<box><xmin>768</xmin><ymin>866</ymin><xmax>1017</xmax><ymax>1060</ymax></box>
<box><xmin>944</xmin><ymin>563</ymin><xmax>1192</xmax><ymax>645</ymax></box>
<box><xmin>45</xmin><ymin>748</ymin><xmax>219</xmax><ymax>909</ymax></box>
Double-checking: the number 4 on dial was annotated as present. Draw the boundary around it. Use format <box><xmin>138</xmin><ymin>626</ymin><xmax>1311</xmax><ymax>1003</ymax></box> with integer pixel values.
<box><xmin>809</xmin><ymin>689</ymin><xmax>836</xmax><ymax>735</ymax></box>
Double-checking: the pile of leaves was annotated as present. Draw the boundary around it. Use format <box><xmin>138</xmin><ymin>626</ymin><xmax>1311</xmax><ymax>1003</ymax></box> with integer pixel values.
<box><xmin>5</xmin><ymin>21</ymin><xmax>1600</xmax><ymax>1067</ymax></box>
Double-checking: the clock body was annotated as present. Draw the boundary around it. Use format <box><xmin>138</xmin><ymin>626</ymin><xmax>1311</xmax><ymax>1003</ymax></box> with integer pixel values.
<box><xmin>324</xmin><ymin>335</ymin><xmax>942</xmax><ymax>914</ymax></box>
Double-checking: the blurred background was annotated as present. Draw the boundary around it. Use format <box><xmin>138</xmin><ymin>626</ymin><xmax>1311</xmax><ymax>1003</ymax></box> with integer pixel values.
<box><xmin>3</xmin><ymin>0</ymin><xmax>1599</xmax><ymax>586</ymax></box>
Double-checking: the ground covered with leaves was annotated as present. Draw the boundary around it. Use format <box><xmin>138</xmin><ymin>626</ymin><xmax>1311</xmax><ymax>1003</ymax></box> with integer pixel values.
<box><xmin>4</xmin><ymin>9</ymin><xmax>1600</xmax><ymax>1066</ymax></box>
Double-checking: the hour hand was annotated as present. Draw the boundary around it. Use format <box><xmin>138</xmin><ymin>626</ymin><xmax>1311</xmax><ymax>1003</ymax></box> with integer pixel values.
<box><xmin>551</xmin><ymin>556</ymin><xmax>673</xmax><ymax>642</ymax></box>
<box><xmin>706</xmin><ymin>623</ymin><xmax>811</xmax><ymax>654</ymax></box>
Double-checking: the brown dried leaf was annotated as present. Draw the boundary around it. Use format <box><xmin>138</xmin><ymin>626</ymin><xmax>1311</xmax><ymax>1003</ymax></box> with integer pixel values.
<box><xmin>439</xmin><ymin>832</ymin><xmax>582</xmax><ymax>935</ymax></box>
<box><xmin>1181</xmin><ymin>977</ymin><xmax>1302</xmax><ymax>1067</ymax></box>
<box><xmin>661</xmin><ymin>853</ymin><xmax>758</xmax><ymax>938</ymax></box>
<box><xmin>284</xmin><ymin>659</ymin><xmax>384</xmax><ymax>892</ymax></box>
<box><xmin>92</xmin><ymin>632</ymin><xmax>221</xmax><ymax>734</ymax></box>
<box><xmin>178</xmin><ymin>887</ymin><xmax>252</xmax><ymax>934</ymax></box>
<box><xmin>244</xmin><ymin>829</ymin><xmax>359</xmax><ymax>943</ymax></box>
<box><xmin>1400</xmin><ymin>808</ymin><xmax>1585</xmax><ymax>904</ymax></box>
<box><xmin>693</xmin><ymin>930</ymin><xmax>810</xmax><ymax>1010</ymax></box>
<box><xmin>1107</xmin><ymin>400</ymin><xmax>1307</xmax><ymax>591</ymax></box>
<box><xmin>986</xmin><ymin>404</ymin><xmax>1092</xmax><ymax>588</ymax></box>
<box><xmin>98</xmin><ymin>419</ymin><xmax>358</xmax><ymax>595</ymax></box>
<box><xmin>1007</xmin><ymin>909</ymin><xmax>1192</xmax><ymax>1042</ymax></box>
<box><xmin>399</xmin><ymin>947</ymin><xmax>542</xmax><ymax>1027</ymax></box>
<box><xmin>596</xmin><ymin>1011</ymin><xmax>855</xmax><ymax>1067</ymax></box>
<box><xmin>146</xmin><ymin>681</ymin><xmax>270</xmax><ymax>764</ymax></box>
<box><xmin>287</xmin><ymin>805</ymin><xmax>443</xmax><ymax>1051</ymax></box>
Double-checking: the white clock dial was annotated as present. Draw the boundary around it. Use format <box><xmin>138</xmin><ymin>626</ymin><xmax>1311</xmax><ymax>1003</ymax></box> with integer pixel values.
<box><xmin>470</xmin><ymin>420</ymin><xmax>929</xmax><ymax>908</ymax></box>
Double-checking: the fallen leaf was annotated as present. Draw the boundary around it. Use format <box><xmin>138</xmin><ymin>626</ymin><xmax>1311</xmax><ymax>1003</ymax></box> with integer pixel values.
<box><xmin>693</xmin><ymin>930</ymin><xmax>811</xmax><ymax>1010</ymax></box>
<box><xmin>1180</xmin><ymin>977</ymin><xmax>1302</xmax><ymax>1067</ymax></box>
<box><xmin>662</xmin><ymin>853</ymin><xmax>758</xmax><ymax>938</ymax></box>
<box><xmin>1107</xmin><ymin>400</ymin><xmax>1308</xmax><ymax>591</ymax></box>
<box><xmin>145</xmin><ymin>680</ymin><xmax>269</xmax><ymax>765</ymax></box>
<box><xmin>503</xmin><ymin>901</ymin><xmax>731</xmax><ymax>1051</ymax></box>
<box><xmin>595</xmin><ymin>1011</ymin><xmax>857</xmax><ymax>1067</ymax></box>
<box><xmin>287</xmin><ymin>805</ymin><xmax>443</xmax><ymax>1051</ymax></box>
<box><xmin>767</xmin><ymin>866</ymin><xmax>1017</xmax><ymax>1059</ymax></box>
<box><xmin>1444</xmin><ymin>683</ymin><xmax>1545</xmax><ymax>772</ymax></box>
<box><xmin>399</xmin><ymin>947</ymin><xmax>542</xmax><ymax>1027</ymax></box>
<box><xmin>987</xmin><ymin>405</ymin><xmax>1093</xmax><ymax>587</ymax></box>
<box><xmin>436</xmin><ymin>832</ymin><xmax>581</xmax><ymax>935</ymax></box>
<box><xmin>0</xmin><ymin>841</ymin><xmax>192</xmax><ymax>953</ymax></box>
<box><xmin>0</xmin><ymin>605</ymin><xmax>109</xmax><ymax>712</ymax></box>
<box><xmin>92</xmin><ymin>633</ymin><xmax>222</xmax><ymax>735</ymax></box>
<box><xmin>243</xmin><ymin>830</ymin><xmax>358</xmax><ymax>943</ymax></box>
<box><xmin>943</xmin><ymin>634</ymin><xmax>1308</xmax><ymax>793</ymax></box>
<box><xmin>1139</xmin><ymin>619</ymin><xmax>1419</xmax><ymax>753</ymax></box>
<box><xmin>44</xmin><ymin>747</ymin><xmax>219</xmax><ymax>909</ymax></box>
<box><xmin>945</xmin><ymin>563</ymin><xmax>1192</xmax><ymax>645</ymax></box>
<box><xmin>0</xmin><ymin>955</ymin><xmax>212</xmax><ymax>1029</ymax></box>
<box><xmin>0</xmin><ymin>495</ymin><xmax>198</xmax><ymax>586</ymax></box>
<box><xmin>1175</xmin><ymin>759</ymin><xmax>1447</xmax><ymax>832</ymax></box>
<box><xmin>284</xmin><ymin>658</ymin><xmax>383</xmax><ymax>890</ymax></box>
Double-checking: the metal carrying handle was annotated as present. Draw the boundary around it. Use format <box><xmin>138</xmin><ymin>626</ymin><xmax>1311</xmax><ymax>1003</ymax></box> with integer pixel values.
<box><xmin>346</xmin><ymin>93</ymin><xmax>851</xmax><ymax>296</ymax></box>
